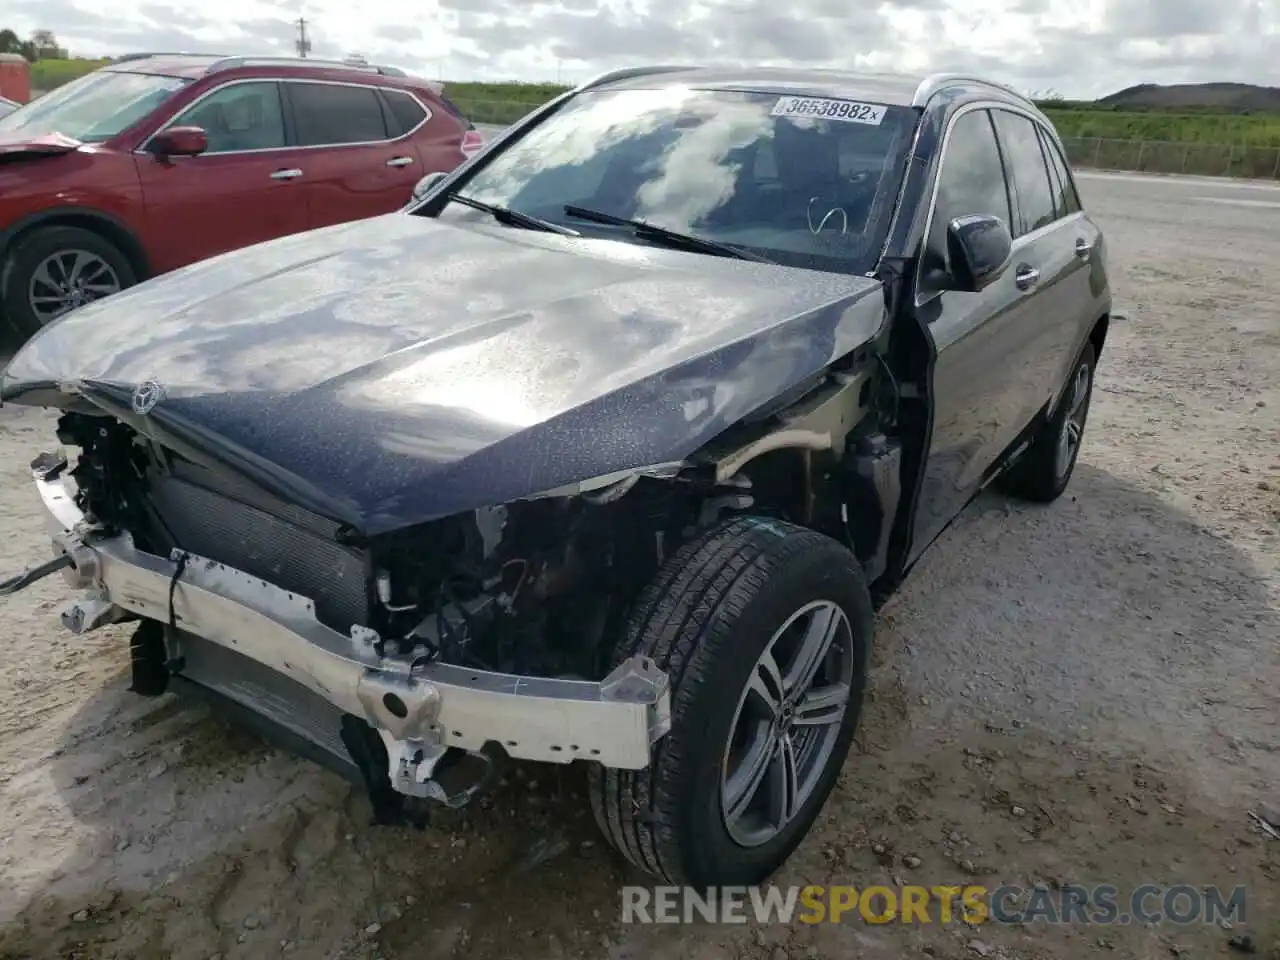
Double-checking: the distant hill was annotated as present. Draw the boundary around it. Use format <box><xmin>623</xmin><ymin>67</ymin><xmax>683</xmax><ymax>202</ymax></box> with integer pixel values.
<box><xmin>1099</xmin><ymin>82</ymin><xmax>1280</xmax><ymax>113</ymax></box>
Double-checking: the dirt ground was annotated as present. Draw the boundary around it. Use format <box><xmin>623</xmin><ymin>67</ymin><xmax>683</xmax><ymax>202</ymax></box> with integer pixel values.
<box><xmin>0</xmin><ymin>170</ymin><xmax>1276</xmax><ymax>960</ymax></box>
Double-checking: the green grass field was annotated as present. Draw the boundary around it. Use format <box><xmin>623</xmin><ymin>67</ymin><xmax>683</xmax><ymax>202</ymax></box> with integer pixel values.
<box><xmin>28</xmin><ymin>58</ymin><xmax>1280</xmax><ymax>175</ymax></box>
<box><xmin>30</xmin><ymin>57</ymin><xmax>110</xmax><ymax>91</ymax></box>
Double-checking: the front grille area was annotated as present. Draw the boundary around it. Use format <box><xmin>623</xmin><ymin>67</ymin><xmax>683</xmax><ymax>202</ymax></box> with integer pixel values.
<box><xmin>144</xmin><ymin>459</ymin><xmax>371</xmax><ymax>634</ymax></box>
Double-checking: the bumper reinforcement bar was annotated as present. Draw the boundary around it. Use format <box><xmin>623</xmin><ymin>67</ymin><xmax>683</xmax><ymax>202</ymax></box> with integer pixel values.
<box><xmin>7</xmin><ymin>462</ymin><xmax>672</xmax><ymax>800</ymax></box>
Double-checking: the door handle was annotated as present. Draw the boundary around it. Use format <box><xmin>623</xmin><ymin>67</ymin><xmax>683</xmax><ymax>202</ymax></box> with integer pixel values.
<box><xmin>1014</xmin><ymin>264</ymin><xmax>1040</xmax><ymax>290</ymax></box>
<box><xmin>1074</xmin><ymin>238</ymin><xmax>1093</xmax><ymax>259</ymax></box>
<box><xmin>386</xmin><ymin>156</ymin><xmax>414</xmax><ymax>168</ymax></box>
<box><xmin>270</xmin><ymin>168</ymin><xmax>303</xmax><ymax>180</ymax></box>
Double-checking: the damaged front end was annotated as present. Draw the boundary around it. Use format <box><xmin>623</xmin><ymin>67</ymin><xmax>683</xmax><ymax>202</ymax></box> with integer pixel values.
<box><xmin>4</xmin><ymin>415</ymin><xmax>678</xmax><ymax>821</ymax></box>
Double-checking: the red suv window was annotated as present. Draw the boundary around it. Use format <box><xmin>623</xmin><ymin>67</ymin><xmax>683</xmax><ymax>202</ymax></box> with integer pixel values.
<box><xmin>170</xmin><ymin>81</ymin><xmax>287</xmax><ymax>153</ymax></box>
<box><xmin>381</xmin><ymin>89</ymin><xmax>430</xmax><ymax>137</ymax></box>
<box><xmin>289</xmin><ymin>82</ymin><xmax>387</xmax><ymax>145</ymax></box>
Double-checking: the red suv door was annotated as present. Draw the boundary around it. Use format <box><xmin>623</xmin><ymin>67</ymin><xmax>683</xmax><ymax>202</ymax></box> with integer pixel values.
<box><xmin>281</xmin><ymin>79</ymin><xmax>426</xmax><ymax>229</ymax></box>
<box><xmin>134</xmin><ymin>80</ymin><xmax>312</xmax><ymax>274</ymax></box>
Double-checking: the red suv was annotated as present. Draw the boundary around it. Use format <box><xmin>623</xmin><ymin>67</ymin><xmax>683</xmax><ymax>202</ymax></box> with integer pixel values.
<box><xmin>0</xmin><ymin>54</ymin><xmax>481</xmax><ymax>337</ymax></box>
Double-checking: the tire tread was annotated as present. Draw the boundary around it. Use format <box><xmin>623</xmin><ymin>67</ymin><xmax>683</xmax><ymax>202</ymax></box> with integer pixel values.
<box><xmin>589</xmin><ymin>516</ymin><xmax>871</xmax><ymax>884</ymax></box>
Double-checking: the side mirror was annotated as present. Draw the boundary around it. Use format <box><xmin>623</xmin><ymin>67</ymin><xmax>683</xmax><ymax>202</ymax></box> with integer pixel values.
<box><xmin>410</xmin><ymin>171</ymin><xmax>448</xmax><ymax>203</ymax></box>
<box><xmin>945</xmin><ymin>214</ymin><xmax>1013</xmax><ymax>293</ymax></box>
<box><xmin>150</xmin><ymin>126</ymin><xmax>208</xmax><ymax>158</ymax></box>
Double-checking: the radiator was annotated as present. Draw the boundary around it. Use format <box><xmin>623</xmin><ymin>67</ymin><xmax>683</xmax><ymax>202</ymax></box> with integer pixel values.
<box><xmin>144</xmin><ymin>461</ymin><xmax>371</xmax><ymax>634</ymax></box>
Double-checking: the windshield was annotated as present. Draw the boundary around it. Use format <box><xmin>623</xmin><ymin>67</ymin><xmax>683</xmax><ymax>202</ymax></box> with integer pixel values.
<box><xmin>434</xmin><ymin>87</ymin><xmax>919</xmax><ymax>275</ymax></box>
<box><xmin>0</xmin><ymin>70</ymin><xmax>190</xmax><ymax>142</ymax></box>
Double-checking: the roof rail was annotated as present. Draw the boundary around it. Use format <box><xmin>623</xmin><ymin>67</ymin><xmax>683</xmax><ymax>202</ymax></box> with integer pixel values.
<box><xmin>575</xmin><ymin>64</ymin><xmax>700</xmax><ymax>92</ymax></box>
<box><xmin>205</xmin><ymin>55</ymin><xmax>408</xmax><ymax>77</ymax></box>
<box><xmin>110</xmin><ymin>51</ymin><xmax>229</xmax><ymax>64</ymax></box>
<box><xmin>912</xmin><ymin>72</ymin><xmax>1032</xmax><ymax>107</ymax></box>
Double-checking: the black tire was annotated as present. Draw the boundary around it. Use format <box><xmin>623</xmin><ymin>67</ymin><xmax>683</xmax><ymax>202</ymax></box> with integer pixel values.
<box><xmin>1</xmin><ymin>225</ymin><xmax>136</xmax><ymax>340</ymax></box>
<box><xmin>998</xmin><ymin>341</ymin><xmax>1097</xmax><ymax>503</ymax></box>
<box><xmin>589</xmin><ymin>516</ymin><xmax>874</xmax><ymax>886</ymax></box>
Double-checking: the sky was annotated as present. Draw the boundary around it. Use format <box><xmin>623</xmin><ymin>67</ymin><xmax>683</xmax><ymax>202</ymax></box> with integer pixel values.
<box><xmin>5</xmin><ymin>0</ymin><xmax>1278</xmax><ymax>100</ymax></box>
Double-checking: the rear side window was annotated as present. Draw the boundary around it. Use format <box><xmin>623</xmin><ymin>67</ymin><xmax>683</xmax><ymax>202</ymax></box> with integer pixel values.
<box><xmin>991</xmin><ymin>110</ymin><xmax>1057</xmax><ymax>236</ymax></box>
<box><xmin>381</xmin><ymin>89</ymin><xmax>429</xmax><ymax>137</ymax></box>
<box><xmin>438</xmin><ymin>95</ymin><xmax>474</xmax><ymax>129</ymax></box>
<box><xmin>170</xmin><ymin>81</ymin><xmax>286</xmax><ymax>154</ymax></box>
<box><xmin>1038</xmin><ymin>126</ymin><xmax>1082</xmax><ymax>217</ymax></box>
<box><xmin>924</xmin><ymin>109</ymin><xmax>1011</xmax><ymax>280</ymax></box>
<box><xmin>289</xmin><ymin>82</ymin><xmax>388</xmax><ymax>146</ymax></box>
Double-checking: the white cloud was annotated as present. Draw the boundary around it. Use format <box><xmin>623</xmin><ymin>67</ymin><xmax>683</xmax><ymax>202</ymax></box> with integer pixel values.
<box><xmin>5</xmin><ymin>0</ymin><xmax>1278</xmax><ymax>99</ymax></box>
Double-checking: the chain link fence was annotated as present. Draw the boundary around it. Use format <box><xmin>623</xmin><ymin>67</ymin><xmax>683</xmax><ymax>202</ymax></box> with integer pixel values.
<box><xmin>1060</xmin><ymin>136</ymin><xmax>1280</xmax><ymax>180</ymax></box>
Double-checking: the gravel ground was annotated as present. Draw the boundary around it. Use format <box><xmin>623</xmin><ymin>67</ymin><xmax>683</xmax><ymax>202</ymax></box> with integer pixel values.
<box><xmin>0</xmin><ymin>172</ymin><xmax>1276</xmax><ymax>960</ymax></box>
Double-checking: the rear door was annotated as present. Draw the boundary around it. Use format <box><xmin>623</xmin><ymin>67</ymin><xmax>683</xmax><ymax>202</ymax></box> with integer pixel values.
<box><xmin>282</xmin><ymin>80</ymin><xmax>424</xmax><ymax>228</ymax></box>
<box><xmin>395</xmin><ymin>88</ymin><xmax>475</xmax><ymax>169</ymax></box>
<box><xmin>135</xmin><ymin>80</ymin><xmax>312</xmax><ymax>273</ymax></box>
<box><xmin>1036</xmin><ymin>123</ymin><xmax>1105</xmax><ymax>404</ymax></box>
<box><xmin>988</xmin><ymin>108</ymin><xmax>1083</xmax><ymax>420</ymax></box>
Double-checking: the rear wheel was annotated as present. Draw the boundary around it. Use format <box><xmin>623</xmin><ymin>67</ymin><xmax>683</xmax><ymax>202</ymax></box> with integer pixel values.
<box><xmin>2</xmin><ymin>226</ymin><xmax>135</xmax><ymax>339</ymax></box>
<box><xmin>998</xmin><ymin>341</ymin><xmax>1096</xmax><ymax>503</ymax></box>
<box><xmin>589</xmin><ymin>516</ymin><xmax>874</xmax><ymax>886</ymax></box>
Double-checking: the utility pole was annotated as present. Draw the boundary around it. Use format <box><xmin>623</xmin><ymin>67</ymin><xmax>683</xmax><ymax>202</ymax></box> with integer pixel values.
<box><xmin>294</xmin><ymin>17</ymin><xmax>311</xmax><ymax>58</ymax></box>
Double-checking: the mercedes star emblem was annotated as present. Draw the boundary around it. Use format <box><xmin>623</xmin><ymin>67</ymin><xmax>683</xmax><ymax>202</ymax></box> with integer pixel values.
<box><xmin>131</xmin><ymin>379</ymin><xmax>166</xmax><ymax>415</ymax></box>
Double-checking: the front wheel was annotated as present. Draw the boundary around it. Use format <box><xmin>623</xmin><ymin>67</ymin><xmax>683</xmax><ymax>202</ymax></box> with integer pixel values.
<box><xmin>2</xmin><ymin>226</ymin><xmax>136</xmax><ymax>339</ymax></box>
<box><xmin>589</xmin><ymin>516</ymin><xmax>874</xmax><ymax>886</ymax></box>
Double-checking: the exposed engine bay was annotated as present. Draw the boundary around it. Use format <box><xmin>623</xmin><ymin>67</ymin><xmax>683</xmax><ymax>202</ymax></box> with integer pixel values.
<box><xmin>9</xmin><ymin>351</ymin><xmax>898</xmax><ymax>821</ymax></box>
<box><xmin>51</xmin><ymin>348</ymin><xmax>893</xmax><ymax>687</ymax></box>
<box><xmin>60</xmin><ymin>412</ymin><xmax>716</xmax><ymax>683</ymax></box>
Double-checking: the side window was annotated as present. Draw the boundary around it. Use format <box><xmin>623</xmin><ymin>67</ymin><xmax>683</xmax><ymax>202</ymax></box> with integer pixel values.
<box><xmin>169</xmin><ymin>82</ymin><xmax>285</xmax><ymax>154</ymax></box>
<box><xmin>1038</xmin><ymin>125</ymin><xmax>1081</xmax><ymax>216</ymax></box>
<box><xmin>991</xmin><ymin>110</ymin><xmax>1057</xmax><ymax>235</ymax></box>
<box><xmin>289</xmin><ymin>83</ymin><xmax>388</xmax><ymax>146</ymax></box>
<box><xmin>381</xmin><ymin>89</ymin><xmax>429</xmax><ymax>138</ymax></box>
<box><xmin>924</xmin><ymin>109</ymin><xmax>1011</xmax><ymax>282</ymax></box>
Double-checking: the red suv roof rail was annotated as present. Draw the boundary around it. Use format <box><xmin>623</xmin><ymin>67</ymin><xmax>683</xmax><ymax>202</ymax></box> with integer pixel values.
<box><xmin>110</xmin><ymin>52</ymin><xmax>231</xmax><ymax>63</ymax></box>
<box><xmin>204</xmin><ymin>55</ymin><xmax>409</xmax><ymax>78</ymax></box>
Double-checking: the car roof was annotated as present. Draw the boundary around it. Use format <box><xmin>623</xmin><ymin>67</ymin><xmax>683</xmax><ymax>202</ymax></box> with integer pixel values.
<box><xmin>593</xmin><ymin>65</ymin><xmax>1035</xmax><ymax>112</ymax></box>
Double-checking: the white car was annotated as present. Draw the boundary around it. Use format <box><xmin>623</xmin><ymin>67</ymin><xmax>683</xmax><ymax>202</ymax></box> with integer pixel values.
<box><xmin>0</xmin><ymin>96</ymin><xmax>18</xmax><ymax>118</ymax></box>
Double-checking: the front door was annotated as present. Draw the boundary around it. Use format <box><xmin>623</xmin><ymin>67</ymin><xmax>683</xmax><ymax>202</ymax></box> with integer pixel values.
<box><xmin>908</xmin><ymin>106</ymin><xmax>1046</xmax><ymax>561</ymax></box>
<box><xmin>135</xmin><ymin>80</ymin><xmax>311</xmax><ymax>274</ymax></box>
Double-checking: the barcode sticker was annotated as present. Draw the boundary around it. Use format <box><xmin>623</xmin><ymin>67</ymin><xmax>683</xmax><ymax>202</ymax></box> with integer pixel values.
<box><xmin>771</xmin><ymin>96</ymin><xmax>887</xmax><ymax>125</ymax></box>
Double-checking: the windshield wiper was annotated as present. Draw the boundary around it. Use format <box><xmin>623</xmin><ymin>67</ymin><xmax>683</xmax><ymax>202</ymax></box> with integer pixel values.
<box><xmin>563</xmin><ymin>204</ymin><xmax>775</xmax><ymax>263</ymax></box>
<box><xmin>447</xmin><ymin>193</ymin><xmax>578</xmax><ymax>236</ymax></box>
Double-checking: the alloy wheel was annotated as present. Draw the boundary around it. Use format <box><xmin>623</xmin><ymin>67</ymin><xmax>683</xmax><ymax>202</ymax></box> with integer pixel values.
<box><xmin>28</xmin><ymin>249</ymin><xmax>123</xmax><ymax>325</ymax></box>
<box><xmin>1055</xmin><ymin>361</ymin><xmax>1092</xmax><ymax>478</ymax></box>
<box><xmin>721</xmin><ymin>599</ymin><xmax>856</xmax><ymax>848</ymax></box>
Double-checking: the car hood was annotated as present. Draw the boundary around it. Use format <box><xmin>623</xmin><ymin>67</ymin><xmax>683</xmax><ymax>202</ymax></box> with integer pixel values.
<box><xmin>0</xmin><ymin>130</ymin><xmax>82</xmax><ymax>156</ymax></box>
<box><xmin>3</xmin><ymin>213</ymin><xmax>886</xmax><ymax>536</ymax></box>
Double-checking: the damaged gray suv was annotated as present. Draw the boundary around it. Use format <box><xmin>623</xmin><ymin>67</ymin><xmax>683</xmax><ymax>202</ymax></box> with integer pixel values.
<box><xmin>1</xmin><ymin>65</ymin><xmax>1110</xmax><ymax>886</ymax></box>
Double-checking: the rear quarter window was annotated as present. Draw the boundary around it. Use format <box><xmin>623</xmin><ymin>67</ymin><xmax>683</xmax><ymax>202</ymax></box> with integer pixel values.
<box><xmin>381</xmin><ymin>89</ymin><xmax>429</xmax><ymax>137</ymax></box>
